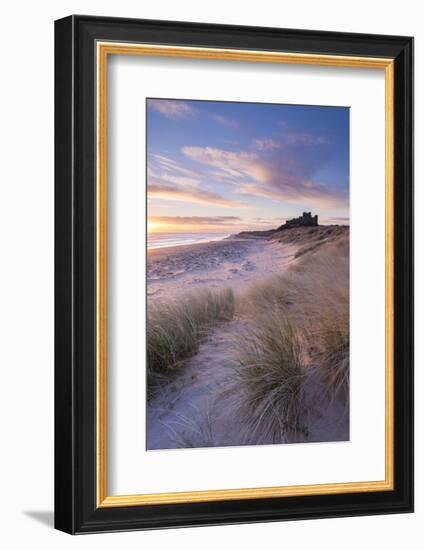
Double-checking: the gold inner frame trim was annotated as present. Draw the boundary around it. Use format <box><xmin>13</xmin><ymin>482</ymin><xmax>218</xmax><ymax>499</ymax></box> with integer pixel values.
<box><xmin>96</xmin><ymin>41</ymin><xmax>395</xmax><ymax>508</ymax></box>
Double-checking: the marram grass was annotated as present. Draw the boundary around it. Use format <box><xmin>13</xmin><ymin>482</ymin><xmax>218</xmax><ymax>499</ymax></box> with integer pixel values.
<box><xmin>147</xmin><ymin>288</ymin><xmax>234</xmax><ymax>399</ymax></box>
<box><xmin>232</xmin><ymin>235</ymin><xmax>349</xmax><ymax>441</ymax></box>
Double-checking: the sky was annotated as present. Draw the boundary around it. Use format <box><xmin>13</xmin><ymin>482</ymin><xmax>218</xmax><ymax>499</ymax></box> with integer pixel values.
<box><xmin>147</xmin><ymin>98</ymin><xmax>349</xmax><ymax>234</ymax></box>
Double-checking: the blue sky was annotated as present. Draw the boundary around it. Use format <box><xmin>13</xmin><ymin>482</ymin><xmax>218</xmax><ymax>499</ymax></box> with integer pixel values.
<box><xmin>147</xmin><ymin>98</ymin><xmax>349</xmax><ymax>233</ymax></box>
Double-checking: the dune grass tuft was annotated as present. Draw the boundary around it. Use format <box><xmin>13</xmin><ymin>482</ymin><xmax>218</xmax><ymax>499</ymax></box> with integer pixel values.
<box><xmin>147</xmin><ymin>288</ymin><xmax>234</xmax><ymax>398</ymax></box>
<box><xmin>309</xmin><ymin>310</ymin><xmax>349</xmax><ymax>401</ymax></box>
<box><xmin>233</xmin><ymin>315</ymin><xmax>306</xmax><ymax>443</ymax></box>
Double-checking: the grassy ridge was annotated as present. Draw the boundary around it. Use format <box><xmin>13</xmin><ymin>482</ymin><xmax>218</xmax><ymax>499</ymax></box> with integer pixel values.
<box><xmin>270</xmin><ymin>224</ymin><xmax>348</xmax><ymax>258</ymax></box>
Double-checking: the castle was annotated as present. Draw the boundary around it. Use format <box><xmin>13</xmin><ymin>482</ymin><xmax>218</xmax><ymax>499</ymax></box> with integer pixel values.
<box><xmin>277</xmin><ymin>212</ymin><xmax>318</xmax><ymax>231</ymax></box>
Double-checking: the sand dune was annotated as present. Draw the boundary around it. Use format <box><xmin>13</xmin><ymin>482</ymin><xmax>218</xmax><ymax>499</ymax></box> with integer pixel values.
<box><xmin>147</xmin><ymin>227</ymin><xmax>349</xmax><ymax>450</ymax></box>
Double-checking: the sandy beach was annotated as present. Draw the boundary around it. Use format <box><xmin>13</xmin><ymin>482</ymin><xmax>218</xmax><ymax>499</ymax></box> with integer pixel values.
<box><xmin>147</xmin><ymin>236</ymin><xmax>297</xmax><ymax>303</ymax></box>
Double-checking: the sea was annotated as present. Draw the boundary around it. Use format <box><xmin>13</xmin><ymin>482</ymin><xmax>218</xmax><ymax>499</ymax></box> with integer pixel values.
<box><xmin>147</xmin><ymin>232</ymin><xmax>230</xmax><ymax>250</ymax></box>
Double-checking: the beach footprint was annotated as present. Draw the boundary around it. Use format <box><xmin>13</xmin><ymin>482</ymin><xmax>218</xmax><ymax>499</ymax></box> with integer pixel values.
<box><xmin>242</xmin><ymin>261</ymin><xmax>255</xmax><ymax>271</ymax></box>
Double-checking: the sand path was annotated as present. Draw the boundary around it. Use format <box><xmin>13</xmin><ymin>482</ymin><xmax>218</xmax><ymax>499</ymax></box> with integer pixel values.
<box><xmin>146</xmin><ymin>320</ymin><xmax>246</xmax><ymax>450</ymax></box>
<box><xmin>147</xmin><ymin>314</ymin><xmax>349</xmax><ymax>450</ymax></box>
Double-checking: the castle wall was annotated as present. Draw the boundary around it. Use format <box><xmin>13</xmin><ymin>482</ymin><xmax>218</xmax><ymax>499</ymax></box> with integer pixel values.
<box><xmin>278</xmin><ymin>212</ymin><xmax>319</xmax><ymax>230</ymax></box>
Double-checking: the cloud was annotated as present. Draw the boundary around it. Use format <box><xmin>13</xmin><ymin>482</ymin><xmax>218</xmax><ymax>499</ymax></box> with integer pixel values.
<box><xmin>244</xmin><ymin>217</ymin><xmax>285</xmax><ymax>228</ymax></box>
<box><xmin>148</xmin><ymin>171</ymin><xmax>199</xmax><ymax>187</ymax></box>
<box><xmin>237</xmin><ymin>181</ymin><xmax>346</xmax><ymax>208</ymax></box>
<box><xmin>182</xmin><ymin>141</ymin><xmax>347</xmax><ymax>209</ymax></box>
<box><xmin>148</xmin><ymin>151</ymin><xmax>250</xmax><ymax>208</ymax></box>
<box><xmin>253</xmin><ymin>138</ymin><xmax>281</xmax><ymax>151</ymax></box>
<box><xmin>276</xmin><ymin>119</ymin><xmax>330</xmax><ymax>144</ymax></box>
<box><xmin>148</xmin><ymin>99</ymin><xmax>196</xmax><ymax>120</ymax></box>
<box><xmin>149</xmin><ymin>216</ymin><xmax>242</xmax><ymax>226</ymax></box>
<box><xmin>148</xmin><ymin>215</ymin><xmax>290</xmax><ymax>232</ymax></box>
<box><xmin>285</xmin><ymin>132</ymin><xmax>330</xmax><ymax>145</ymax></box>
<box><xmin>320</xmin><ymin>216</ymin><xmax>350</xmax><ymax>225</ymax></box>
<box><xmin>148</xmin><ymin>183</ymin><xmax>249</xmax><ymax>208</ymax></box>
<box><xmin>251</xmin><ymin>216</ymin><xmax>289</xmax><ymax>223</ymax></box>
<box><xmin>209</xmin><ymin>113</ymin><xmax>240</xmax><ymax>129</ymax></box>
<box><xmin>182</xmin><ymin>146</ymin><xmax>260</xmax><ymax>179</ymax></box>
<box><xmin>150</xmin><ymin>154</ymin><xmax>201</xmax><ymax>178</ymax></box>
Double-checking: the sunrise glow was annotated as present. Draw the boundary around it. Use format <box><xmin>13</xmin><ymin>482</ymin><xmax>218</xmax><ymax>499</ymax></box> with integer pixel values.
<box><xmin>147</xmin><ymin>99</ymin><xmax>349</xmax><ymax>233</ymax></box>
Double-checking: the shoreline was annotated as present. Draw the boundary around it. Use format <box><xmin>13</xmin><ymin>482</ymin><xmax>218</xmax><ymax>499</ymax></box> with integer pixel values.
<box><xmin>147</xmin><ymin>235</ymin><xmax>259</xmax><ymax>259</ymax></box>
<box><xmin>147</xmin><ymin>233</ymin><xmax>231</xmax><ymax>252</ymax></box>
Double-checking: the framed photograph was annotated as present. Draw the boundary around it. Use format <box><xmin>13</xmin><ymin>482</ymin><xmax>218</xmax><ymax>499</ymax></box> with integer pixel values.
<box><xmin>54</xmin><ymin>15</ymin><xmax>413</xmax><ymax>534</ymax></box>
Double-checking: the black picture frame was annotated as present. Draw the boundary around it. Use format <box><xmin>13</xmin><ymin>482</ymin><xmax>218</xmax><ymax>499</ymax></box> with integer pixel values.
<box><xmin>55</xmin><ymin>14</ymin><xmax>414</xmax><ymax>534</ymax></box>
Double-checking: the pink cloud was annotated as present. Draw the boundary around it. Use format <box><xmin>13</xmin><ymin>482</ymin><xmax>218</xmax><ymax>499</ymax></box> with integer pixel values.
<box><xmin>182</xmin><ymin>144</ymin><xmax>347</xmax><ymax>209</ymax></box>
<box><xmin>148</xmin><ymin>99</ymin><xmax>196</xmax><ymax>120</ymax></box>
<box><xmin>150</xmin><ymin>215</ymin><xmax>242</xmax><ymax>226</ymax></box>
<box><xmin>182</xmin><ymin>146</ymin><xmax>261</xmax><ymax>180</ymax></box>
<box><xmin>148</xmin><ymin>183</ymin><xmax>249</xmax><ymax>208</ymax></box>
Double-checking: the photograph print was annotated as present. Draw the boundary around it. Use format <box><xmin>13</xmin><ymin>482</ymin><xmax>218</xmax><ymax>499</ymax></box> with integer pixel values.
<box><xmin>146</xmin><ymin>98</ymin><xmax>349</xmax><ymax>450</ymax></box>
